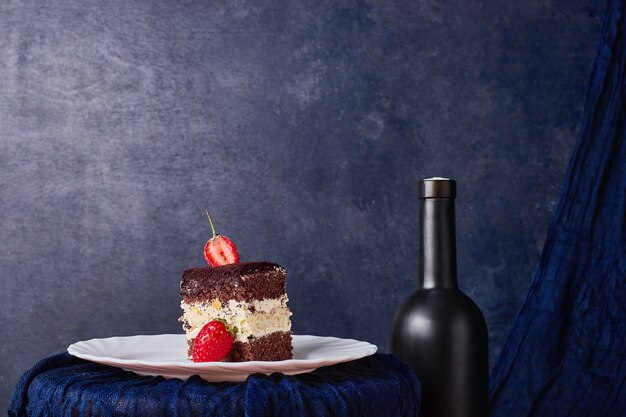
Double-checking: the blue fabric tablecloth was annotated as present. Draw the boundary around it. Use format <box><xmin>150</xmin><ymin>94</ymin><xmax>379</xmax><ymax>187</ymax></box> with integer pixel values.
<box><xmin>489</xmin><ymin>0</ymin><xmax>626</xmax><ymax>415</ymax></box>
<box><xmin>8</xmin><ymin>352</ymin><xmax>420</xmax><ymax>416</ymax></box>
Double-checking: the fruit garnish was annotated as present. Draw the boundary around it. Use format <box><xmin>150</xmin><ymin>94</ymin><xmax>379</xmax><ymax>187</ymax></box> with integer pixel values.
<box><xmin>192</xmin><ymin>319</ymin><xmax>237</xmax><ymax>362</ymax></box>
<box><xmin>203</xmin><ymin>209</ymin><xmax>240</xmax><ymax>267</ymax></box>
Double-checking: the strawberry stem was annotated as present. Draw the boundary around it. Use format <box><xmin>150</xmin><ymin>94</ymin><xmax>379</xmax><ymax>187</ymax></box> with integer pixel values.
<box><xmin>217</xmin><ymin>318</ymin><xmax>238</xmax><ymax>337</ymax></box>
<box><xmin>206</xmin><ymin>209</ymin><xmax>217</xmax><ymax>239</ymax></box>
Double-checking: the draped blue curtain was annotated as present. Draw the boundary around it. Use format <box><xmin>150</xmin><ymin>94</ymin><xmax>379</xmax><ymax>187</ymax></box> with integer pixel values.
<box><xmin>489</xmin><ymin>0</ymin><xmax>626</xmax><ymax>415</ymax></box>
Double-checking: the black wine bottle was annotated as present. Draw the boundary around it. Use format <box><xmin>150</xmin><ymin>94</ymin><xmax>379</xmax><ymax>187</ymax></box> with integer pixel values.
<box><xmin>390</xmin><ymin>178</ymin><xmax>488</xmax><ymax>417</ymax></box>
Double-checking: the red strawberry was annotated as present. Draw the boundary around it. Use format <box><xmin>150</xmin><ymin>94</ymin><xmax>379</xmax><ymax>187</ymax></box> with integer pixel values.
<box><xmin>192</xmin><ymin>320</ymin><xmax>237</xmax><ymax>362</ymax></box>
<box><xmin>203</xmin><ymin>210</ymin><xmax>240</xmax><ymax>267</ymax></box>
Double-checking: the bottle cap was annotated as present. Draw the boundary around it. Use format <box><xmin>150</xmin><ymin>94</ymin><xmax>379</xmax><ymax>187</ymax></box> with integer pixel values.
<box><xmin>418</xmin><ymin>177</ymin><xmax>456</xmax><ymax>198</ymax></box>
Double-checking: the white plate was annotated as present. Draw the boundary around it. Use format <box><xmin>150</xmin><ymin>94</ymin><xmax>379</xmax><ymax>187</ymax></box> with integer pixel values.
<box><xmin>67</xmin><ymin>334</ymin><xmax>378</xmax><ymax>382</ymax></box>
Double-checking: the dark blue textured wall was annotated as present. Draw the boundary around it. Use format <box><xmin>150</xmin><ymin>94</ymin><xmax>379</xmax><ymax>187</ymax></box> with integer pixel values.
<box><xmin>0</xmin><ymin>0</ymin><xmax>603</xmax><ymax>407</ymax></box>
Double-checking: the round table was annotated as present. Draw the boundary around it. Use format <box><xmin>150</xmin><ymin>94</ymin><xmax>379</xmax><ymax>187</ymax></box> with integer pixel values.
<box><xmin>9</xmin><ymin>352</ymin><xmax>420</xmax><ymax>416</ymax></box>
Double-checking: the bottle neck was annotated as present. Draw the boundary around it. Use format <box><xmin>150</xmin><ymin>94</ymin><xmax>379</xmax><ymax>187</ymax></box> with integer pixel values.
<box><xmin>419</xmin><ymin>197</ymin><xmax>458</xmax><ymax>289</ymax></box>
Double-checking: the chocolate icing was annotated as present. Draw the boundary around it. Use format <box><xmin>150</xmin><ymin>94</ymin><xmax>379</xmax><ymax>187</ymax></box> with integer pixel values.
<box><xmin>180</xmin><ymin>261</ymin><xmax>286</xmax><ymax>303</ymax></box>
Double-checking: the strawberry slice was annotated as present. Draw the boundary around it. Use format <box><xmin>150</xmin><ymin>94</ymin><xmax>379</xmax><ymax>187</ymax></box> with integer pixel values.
<box><xmin>192</xmin><ymin>320</ymin><xmax>236</xmax><ymax>362</ymax></box>
<box><xmin>204</xmin><ymin>235</ymin><xmax>239</xmax><ymax>266</ymax></box>
<box><xmin>203</xmin><ymin>210</ymin><xmax>240</xmax><ymax>267</ymax></box>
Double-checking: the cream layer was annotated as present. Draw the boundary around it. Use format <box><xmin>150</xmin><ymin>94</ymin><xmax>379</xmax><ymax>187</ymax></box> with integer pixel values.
<box><xmin>180</xmin><ymin>295</ymin><xmax>291</xmax><ymax>343</ymax></box>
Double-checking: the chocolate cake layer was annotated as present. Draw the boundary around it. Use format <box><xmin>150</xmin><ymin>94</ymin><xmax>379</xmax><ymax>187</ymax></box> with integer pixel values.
<box><xmin>180</xmin><ymin>261</ymin><xmax>286</xmax><ymax>303</ymax></box>
<box><xmin>187</xmin><ymin>331</ymin><xmax>293</xmax><ymax>361</ymax></box>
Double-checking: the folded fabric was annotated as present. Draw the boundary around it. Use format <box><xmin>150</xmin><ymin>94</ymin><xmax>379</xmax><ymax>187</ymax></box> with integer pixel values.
<box><xmin>489</xmin><ymin>0</ymin><xmax>626</xmax><ymax>415</ymax></box>
<box><xmin>9</xmin><ymin>352</ymin><xmax>420</xmax><ymax>417</ymax></box>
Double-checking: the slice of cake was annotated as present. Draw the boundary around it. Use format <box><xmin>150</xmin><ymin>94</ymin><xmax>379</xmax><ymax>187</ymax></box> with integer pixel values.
<box><xmin>179</xmin><ymin>261</ymin><xmax>293</xmax><ymax>361</ymax></box>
